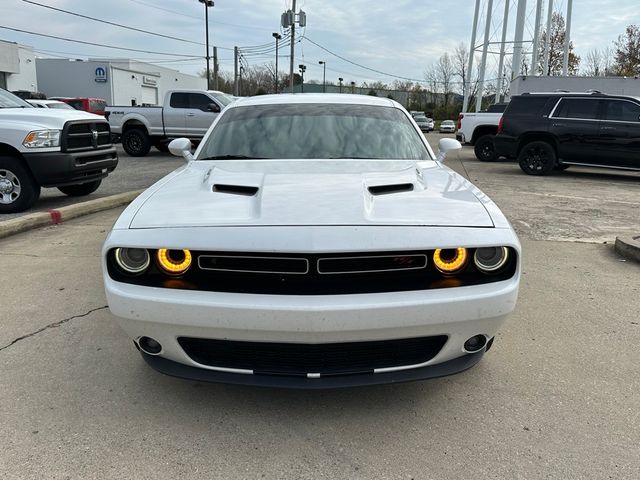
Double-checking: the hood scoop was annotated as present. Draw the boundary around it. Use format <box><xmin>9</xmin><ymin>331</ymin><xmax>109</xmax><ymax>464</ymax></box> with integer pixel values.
<box><xmin>368</xmin><ymin>183</ymin><xmax>414</xmax><ymax>195</ymax></box>
<box><xmin>212</xmin><ymin>183</ymin><xmax>259</xmax><ymax>196</ymax></box>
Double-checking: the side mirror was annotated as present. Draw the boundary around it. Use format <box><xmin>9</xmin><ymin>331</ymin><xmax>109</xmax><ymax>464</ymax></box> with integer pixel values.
<box><xmin>436</xmin><ymin>138</ymin><xmax>462</xmax><ymax>162</ymax></box>
<box><xmin>168</xmin><ymin>138</ymin><xmax>194</xmax><ymax>162</ymax></box>
<box><xmin>206</xmin><ymin>103</ymin><xmax>220</xmax><ymax>113</ymax></box>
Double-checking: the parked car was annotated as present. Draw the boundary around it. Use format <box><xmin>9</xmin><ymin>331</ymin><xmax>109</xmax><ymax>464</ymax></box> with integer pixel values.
<box><xmin>425</xmin><ymin>117</ymin><xmax>435</xmax><ymax>131</ymax></box>
<box><xmin>414</xmin><ymin>115</ymin><xmax>431</xmax><ymax>131</ymax></box>
<box><xmin>102</xmin><ymin>93</ymin><xmax>521</xmax><ymax>388</ymax></box>
<box><xmin>495</xmin><ymin>91</ymin><xmax>640</xmax><ymax>175</ymax></box>
<box><xmin>106</xmin><ymin>89</ymin><xmax>231</xmax><ymax>157</ymax></box>
<box><xmin>456</xmin><ymin>109</ymin><xmax>504</xmax><ymax>161</ymax></box>
<box><xmin>54</xmin><ymin>97</ymin><xmax>107</xmax><ymax>116</ymax></box>
<box><xmin>0</xmin><ymin>88</ymin><xmax>117</xmax><ymax>213</ymax></box>
<box><xmin>439</xmin><ymin>120</ymin><xmax>456</xmax><ymax>133</ymax></box>
<box><xmin>26</xmin><ymin>99</ymin><xmax>76</xmax><ymax>110</ymax></box>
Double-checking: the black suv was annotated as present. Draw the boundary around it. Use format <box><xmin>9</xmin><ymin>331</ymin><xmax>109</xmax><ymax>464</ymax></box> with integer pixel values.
<box><xmin>494</xmin><ymin>92</ymin><xmax>640</xmax><ymax>175</ymax></box>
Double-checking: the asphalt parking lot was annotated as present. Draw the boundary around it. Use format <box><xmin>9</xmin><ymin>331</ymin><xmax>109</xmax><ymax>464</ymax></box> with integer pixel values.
<box><xmin>1</xmin><ymin>135</ymin><xmax>639</xmax><ymax>479</ymax></box>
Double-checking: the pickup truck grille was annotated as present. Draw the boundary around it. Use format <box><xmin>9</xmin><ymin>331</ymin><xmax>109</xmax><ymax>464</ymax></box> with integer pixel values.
<box><xmin>61</xmin><ymin>121</ymin><xmax>112</xmax><ymax>153</ymax></box>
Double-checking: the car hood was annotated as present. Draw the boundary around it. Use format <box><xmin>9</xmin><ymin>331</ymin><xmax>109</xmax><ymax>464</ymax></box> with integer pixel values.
<box><xmin>129</xmin><ymin>160</ymin><xmax>494</xmax><ymax>228</ymax></box>
<box><xmin>0</xmin><ymin>107</ymin><xmax>104</xmax><ymax>129</ymax></box>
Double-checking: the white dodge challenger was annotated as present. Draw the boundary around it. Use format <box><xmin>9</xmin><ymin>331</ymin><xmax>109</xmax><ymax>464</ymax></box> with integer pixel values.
<box><xmin>102</xmin><ymin>94</ymin><xmax>520</xmax><ymax>388</ymax></box>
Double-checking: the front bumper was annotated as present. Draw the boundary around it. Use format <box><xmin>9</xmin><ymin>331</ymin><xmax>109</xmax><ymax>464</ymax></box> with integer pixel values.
<box><xmin>141</xmin><ymin>349</ymin><xmax>485</xmax><ymax>389</ymax></box>
<box><xmin>23</xmin><ymin>146</ymin><xmax>118</xmax><ymax>187</ymax></box>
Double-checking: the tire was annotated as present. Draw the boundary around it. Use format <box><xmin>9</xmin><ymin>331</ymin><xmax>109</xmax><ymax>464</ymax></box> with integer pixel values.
<box><xmin>58</xmin><ymin>179</ymin><xmax>102</xmax><ymax>197</ymax></box>
<box><xmin>474</xmin><ymin>135</ymin><xmax>497</xmax><ymax>161</ymax></box>
<box><xmin>518</xmin><ymin>141</ymin><xmax>556</xmax><ymax>176</ymax></box>
<box><xmin>0</xmin><ymin>156</ymin><xmax>41</xmax><ymax>214</ymax></box>
<box><xmin>122</xmin><ymin>128</ymin><xmax>151</xmax><ymax>157</ymax></box>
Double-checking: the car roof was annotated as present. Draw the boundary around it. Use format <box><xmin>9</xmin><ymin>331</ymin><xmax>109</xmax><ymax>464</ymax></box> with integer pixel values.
<box><xmin>230</xmin><ymin>93</ymin><xmax>401</xmax><ymax>109</ymax></box>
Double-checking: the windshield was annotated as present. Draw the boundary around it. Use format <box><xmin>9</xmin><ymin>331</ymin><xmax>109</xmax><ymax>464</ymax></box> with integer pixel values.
<box><xmin>0</xmin><ymin>89</ymin><xmax>33</xmax><ymax>108</ymax></box>
<box><xmin>199</xmin><ymin>103</ymin><xmax>431</xmax><ymax>161</ymax></box>
<box><xmin>415</xmin><ymin>117</ymin><xmax>427</xmax><ymax>122</ymax></box>
<box><xmin>209</xmin><ymin>92</ymin><xmax>234</xmax><ymax>107</ymax></box>
<box><xmin>442</xmin><ymin>121</ymin><xmax>454</xmax><ymax>125</ymax></box>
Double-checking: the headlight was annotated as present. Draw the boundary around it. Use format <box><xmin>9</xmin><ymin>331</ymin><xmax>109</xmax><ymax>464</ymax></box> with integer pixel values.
<box><xmin>474</xmin><ymin>247</ymin><xmax>509</xmax><ymax>273</ymax></box>
<box><xmin>114</xmin><ymin>248</ymin><xmax>151</xmax><ymax>275</ymax></box>
<box><xmin>23</xmin><ymin>130</ymin><xmax>61</xmax><ymax>148</ymax></box>
<box><xmin>433</xmin><ymin>248</ymin><xmax>468</xmax><ymax>274</ymax></box>
<box><xmin>157</xmin><ymin>249</ymin><xmax>192</xmax><ymax>275</ymax></box>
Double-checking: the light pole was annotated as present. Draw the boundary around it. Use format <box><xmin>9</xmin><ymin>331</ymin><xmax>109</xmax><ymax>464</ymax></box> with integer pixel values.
<box><xmin>338</xmin><ymin>77</ymin><xmax>343</xmax><ymax>93</ymax></box>
<box><xmin>298</xmin><ymin>64</ymin><xmax>306</xmax><ymax>93</ymax></box>
<box><xmin>350</xmin><ymin>81</ymin><xmax>355</xmax><ymax>94</ymax></box>
<box><xmin>318</xmin><ymin>60</ymin><xmax>326</xmax><ymax>93</ymax></box>
<box><xmin>239</xmin><ymin>65</ymin><xmax>244</xmax><ymax>96</ymax></box>
<box><xmin>198</xmin><ymin>0</ymin><xmax>214</xmax><ymax>90</ymax></box>
<box><xmin>272</xmin><ymin>32</ymin><xmax>282</xmax><ymax>94</ymax></box>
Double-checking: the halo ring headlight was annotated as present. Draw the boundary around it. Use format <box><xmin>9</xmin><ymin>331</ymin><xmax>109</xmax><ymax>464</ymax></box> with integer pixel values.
<box><xmin>114</xmin><ymin>248</ymin><xmax>151</xmax><ymax>275</ymax></box>
<box><xmin>156</xmin><ymin>249</ymin><xmax>192</xmax><ymax>275</ymax></box>
<box><xmin>433</xmin><ymin>248</ymin><xmax>468</xmax><ymax>274</ymax></box>
<box><xmin>474</xmin><ymin>247</ymin><xmax>509</xmax><ymax>273</ymax></box>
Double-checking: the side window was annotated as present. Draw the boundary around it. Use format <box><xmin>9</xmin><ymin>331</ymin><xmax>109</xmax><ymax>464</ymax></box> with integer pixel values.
<box><xmin>169</xmin><ymin>93</ymin><xmax>189</xmax><ymax>108</ymax></box>
<box><xmin>507</xmin><ymin>96</ymin><xmax>551</xmax><ymax>115</ymax></box>
<box><xmin>553</xmin><ymin>98</ymin><xmax>600</xmax><ymax>120</ymax></box>
<box><xmin>603</xmin><ymin>100</ymin><xmax>640</xmax><ymax>122</ymax></box>
<box><xmin>187</xmin><ymin>93</ymin><xmax>215</xmax><ymax>111</ymax></box>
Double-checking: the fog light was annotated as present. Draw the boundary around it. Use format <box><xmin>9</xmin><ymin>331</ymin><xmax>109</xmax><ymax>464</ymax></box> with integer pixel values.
<box><xmin>474</xmin><ymin>247</ymin><xmax>509</xmax><ymax>273</ymax></box>
<box><xmin>433</xmin><ymin>248</ymin><xmax>468</xmax><ymax>274</ymax></box>
<box><xmin>138</xmin><ymin>336</ymin><xmax>162</xmax><ymax>354</ymax></box>
<box><xmin>464</xmin><ymin>335</ymin><xmax>487</xmax><ymax>352</ymax></box>
<box><xmin>157</xmin><ymin>249</ymin><xmax>192</xmax><ymax>275</ymax></box>
<box><xmin>114</xmin><ymin>248</ymin><xmax>150</xmax><ymax>275</ymax></box>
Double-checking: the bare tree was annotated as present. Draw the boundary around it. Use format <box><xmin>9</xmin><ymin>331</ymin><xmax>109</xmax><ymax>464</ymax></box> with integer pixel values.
<box><xmin>424</xmin><ymin>65</ymin><xmax>439</xmax><ymax>106</ymax></box>
<box><xmin>436</xmin><ymin>53</ymin><xmax>454</xmax><ymax>107</ymax></box>
<box><xmin>453</xmin><ymin>43</ymin><xmax>469</xmax><ymax>96</ymax></box>
<box><xmin>602</xmin><ymin>46</ymin><xmax>615</xmax><ymax>75</ymax></box>
<box><xmin>583</xmin><ymin>49</ymin><xmax>603</xmax><ymax>76</ymax></box>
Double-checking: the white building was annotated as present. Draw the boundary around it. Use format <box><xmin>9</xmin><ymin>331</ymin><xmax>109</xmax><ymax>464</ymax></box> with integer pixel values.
<box><xmin>510</xmin><ymin>75</ymin><xmax>640</xmax><ymax>97</ymax></box>
<box><xmin>36</xmin><ymin>58</ymin><xmax>207</xmax><ymax>106</ymax></box>
<box><xmin>0</xmin><ymin>40</ymin><xmax>37</xmax><ymax>91</ymax></box>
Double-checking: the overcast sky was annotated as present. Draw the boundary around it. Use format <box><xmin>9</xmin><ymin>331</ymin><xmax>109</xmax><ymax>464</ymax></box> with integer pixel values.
<box><xmin>0</xmin><ymin>0</ymin><xmax>636</xmax><ymax>86</ymax></box>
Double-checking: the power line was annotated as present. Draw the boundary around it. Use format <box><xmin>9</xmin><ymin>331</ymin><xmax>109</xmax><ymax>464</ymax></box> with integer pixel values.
<box><xmin>22</xmin><ymin>0</ymin><xmax>204</xmax><ymax>46</ymax></box>
<box><xmin>0</xmin><ymin>25</ymin><xmax>201</xmax><ymax>57</ymax></box>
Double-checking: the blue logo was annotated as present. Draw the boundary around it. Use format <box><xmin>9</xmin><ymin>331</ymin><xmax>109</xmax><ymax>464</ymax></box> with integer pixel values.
<box><xmin>95</xmin><ymin>66</ymin><xmax>107</xmax><ymax>83</ymax></box>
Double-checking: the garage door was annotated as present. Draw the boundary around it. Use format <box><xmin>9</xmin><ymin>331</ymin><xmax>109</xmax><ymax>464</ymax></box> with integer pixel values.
<box><xmin>141</xmin><ymin>86</ymin><xmax>158</xmax><ymax>105</ymax></box>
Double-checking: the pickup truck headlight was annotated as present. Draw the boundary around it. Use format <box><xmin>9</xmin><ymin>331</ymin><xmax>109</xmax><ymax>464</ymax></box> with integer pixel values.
<box><xmin>23</xmin><ymin>130</ymin><xmax>61</xmax><ymax>148</ymax></box>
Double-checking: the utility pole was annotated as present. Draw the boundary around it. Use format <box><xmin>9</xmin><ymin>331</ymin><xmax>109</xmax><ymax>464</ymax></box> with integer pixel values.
<box><xmin>289</xmin><ymin>0</ymin><xmax>296</xmax><ymax>93</ymax></box>
<box><xmin>475</xmin><ymin>0</ymin><xmax>493</xmax><ymax>112</ymax></box>
<box><xmin>462</xmin><ymin>0</ymin><xmax>481</xmax><ymax>113</ymax></box>
<box><xmin>318</xmin><ymin>61</ymin><xmax>326</xmax><ymax>93</ymax></box>
<box><xmin>213</xmin><ymin>46</ymin><xmax>218</xmax><ymax>90</ymax></box>
<box><xmin>198</xmin><ymin>0</ymin><xmax>214</xmax><ymax>90</ymax></box>
<box><xmin>272</xmin><ymin>33</ymin><xmax>282</xmax><ymax>93</ymax></box>
<box><xmin>562</xmin><ymin>0</ymin><xmax>573</xmax><ymax>76</ymax></box>
<box><xmin>543</xmin><ymin>0</ymin><xmax>554</xmax><ymax>75</ymax></box>
<box><xmin>233</xmin><ymin>46</ymin><xmax>239</xmax><ymax>96</ymax></box>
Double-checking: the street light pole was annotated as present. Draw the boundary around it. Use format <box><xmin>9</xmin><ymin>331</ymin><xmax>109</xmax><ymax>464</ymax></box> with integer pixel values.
<box><xmin>272</xmin><ymin>33</ymin><xmax>282</xmax><ymax>94</ymax></box>
<box><xmin>338</xmin><ymin>77</ymin><xmax>343</xmax><ymax>93</ymax></box>
<box><xmin>198</xmin><ymin>0</ymin><xmax>214</xmax><ymax>90</ymax></box>
<box><xmin>298</xmin><ymin>64</ymin><xmax>306</xmax><ymax>93</ymax></box>
<box><xmin>318</xmin><ymin>61</ymin><xmax>326</xmax><ymax>93</ymax></box>
<box><xmin>350</xmin><ymin>81</ymin><xmax>355</xmax><ymax>94</ymax></box>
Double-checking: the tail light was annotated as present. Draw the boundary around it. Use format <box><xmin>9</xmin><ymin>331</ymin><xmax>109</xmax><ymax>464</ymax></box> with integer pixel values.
<box><xmin>457</xmin><ymin>113</ymin><xmax>464</xmax><ymax>130</ymax></box>
<box><xmin>497</xmin><ymin>115</ymin><xmax>504</xmax><ymax>134</ymax></box>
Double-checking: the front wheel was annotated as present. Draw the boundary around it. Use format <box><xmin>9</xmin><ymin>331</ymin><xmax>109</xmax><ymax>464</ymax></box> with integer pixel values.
<box><xmin>122</xmin><ymin>129</ymin><xmax>151</xmax><ymax>157</ymax></box>
<box><xmin>474</xmin><ymin>135</ymin><xmax>497</xmax><ymax>161</ymax></box>
<box><xmin>0</xmin><ymin>156</ymin><xmax>41</xmax><ymax>213</ymax></box>
<box><xmin>58</xmin><ymin>179</ymin><xmax>102</xmax><ymax>197</ymax></box>
<box><xmin>518</xmin><ymin>141</ymin><xmax>556</xmax><ymax>176</ymax></box>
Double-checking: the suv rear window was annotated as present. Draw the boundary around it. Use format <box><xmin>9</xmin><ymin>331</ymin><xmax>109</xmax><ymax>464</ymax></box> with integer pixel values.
<box><xmin>603</xmin><ymin>99</ymin><xmax>640</xmax><ymax>122</ymax></box>
<box><xmin>506</xmin><ymin>96</ymin><xmax>551</xmax><ymax>115</ymax></box>
<box><xmin>553</xmin><ymin>98</ymin><xmax>600</xmax><ymax>120</ymax></box>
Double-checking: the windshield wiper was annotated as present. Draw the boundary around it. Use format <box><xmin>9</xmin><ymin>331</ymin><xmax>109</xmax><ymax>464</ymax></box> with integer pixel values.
<box><xmin>200</xmin><ymin>155</ymin><xmax>271</xmax><ymax>160</ymax></box>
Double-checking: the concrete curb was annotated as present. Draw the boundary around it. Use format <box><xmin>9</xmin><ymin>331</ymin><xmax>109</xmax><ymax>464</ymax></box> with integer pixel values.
<box><xmin>0</xmin><ymin>190</ymin><xmax>143</xmax><ymax>240</ymax></box>
<box><xmin>615</xmin><ymin>236</ymin><xmax>640</xmax><ymax>263</ymax></box>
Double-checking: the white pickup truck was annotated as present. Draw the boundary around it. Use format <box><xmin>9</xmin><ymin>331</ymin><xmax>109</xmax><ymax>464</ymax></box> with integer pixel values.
<box><xmin>456</xmin><ymin>103</ymin><xmax>507</xmax><ymax>161</ymax></box>
<box><xmin>106</xmin><ymin>89</ymin><xmax>234</xmax><ymax>157</ymax></box>
<box><xmin>0</xmin><ymin>88</ymin><xmax>118</xmax><ymax>213</ymax></box>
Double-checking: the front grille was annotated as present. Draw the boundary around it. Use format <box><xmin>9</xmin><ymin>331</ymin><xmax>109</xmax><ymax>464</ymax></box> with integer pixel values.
<box><xmin>178</xmin><ymin>336</ymin><xmax>448</xmax><ymax>376</ymax></box>
<box><xmin>107</xmin><ymin>249</ymin><xmax>519</xmax><ymax>295</ymax></box>
<box><xmin>62</xmin><ymin>121</ymin><xmax>112</xmax><ymax>152</ymax></box>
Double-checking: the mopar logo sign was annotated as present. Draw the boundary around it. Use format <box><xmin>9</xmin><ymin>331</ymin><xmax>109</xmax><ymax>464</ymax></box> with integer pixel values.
<box><xmin>94</xmin><ymin>66</ymin><xmax>107</xmax><ymax>83</ymax></box>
